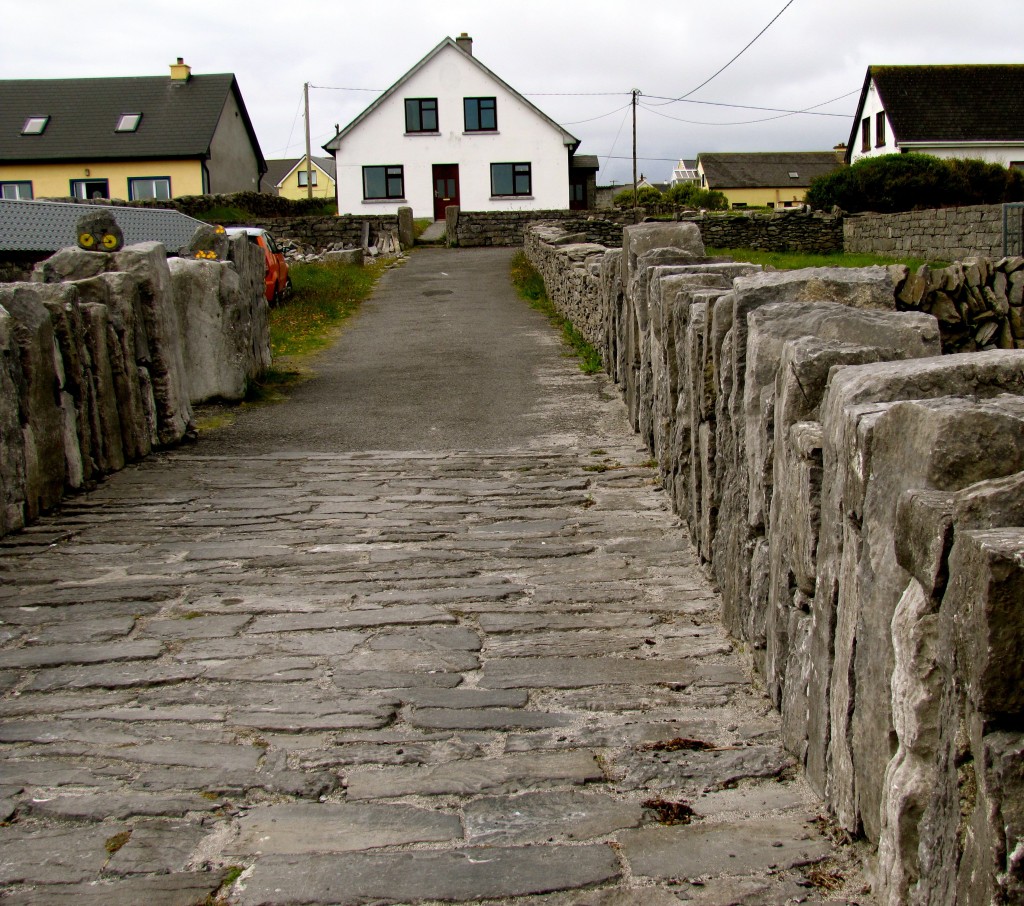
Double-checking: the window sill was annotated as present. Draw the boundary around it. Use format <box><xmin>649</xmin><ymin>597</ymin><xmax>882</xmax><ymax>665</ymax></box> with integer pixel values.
<box><xmin>362</xmin><ymin>198</ymin><xmax>407</xmax><ymax>205</ymax></box>
<box><xmin>404</xmin><ymin>131</ymin><xmax>441</xmax><ymax>137</ymax></box>
<box><xmin>490</xmin><ymin>195</ymin><xmax>534</xmax><ymax>201</ymax></box>
<box><xmin>463</xmin><ymin>130</ymin><xmax>500</xmax><ymax>136</ymax></box>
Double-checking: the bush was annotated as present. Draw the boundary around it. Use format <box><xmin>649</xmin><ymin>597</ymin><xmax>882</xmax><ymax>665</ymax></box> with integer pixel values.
<box><xmin>613</xmin><ymin>185</ymin><xmax>664</xmax><ymax>207</ymax></box>
<box><xmin>664</xmin><ymin>183</ymin><xmax>729</xmax><ymax>211</ymax></box>
<box><xmin>806</xmin><ymin>153</ymin><xmax>1024</xmax><ymax>213</ymax></box>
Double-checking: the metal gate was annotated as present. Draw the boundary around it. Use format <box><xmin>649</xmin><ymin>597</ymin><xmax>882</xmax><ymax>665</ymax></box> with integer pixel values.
<box><xmin>1004</xmin><ymin>202</ymin><xmax>1024</xmax><ymax>256</ymax></box>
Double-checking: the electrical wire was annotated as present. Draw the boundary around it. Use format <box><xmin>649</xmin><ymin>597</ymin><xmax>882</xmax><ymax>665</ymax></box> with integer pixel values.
<box><xmin>638</xmin><ymin>88</ymin><xmax>859</xmax><ymax>126</ymax></box>
<box><xmin>648</xmin><ymin>0</ymin><xmax>798</xmax><ymax>105</ymax></box>
<box><xmin>560</xmin><ymin>102</ymin><xmax>634</xmax><ymax>126</ymax></box>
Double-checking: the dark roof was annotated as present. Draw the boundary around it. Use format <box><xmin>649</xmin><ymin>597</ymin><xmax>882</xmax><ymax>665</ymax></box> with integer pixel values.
<box><xmin>854</xmin><ymin>64</ymin><xmax>1024</xmax><ymax>147</ymax></box>
<box><xmin>0</xmin><ymin>198</ymin><xmax>207</xmax><ymax>253</ymax></box>
<box><xmin>0</xmin><ymin>74</ymin><xmax>265</xmax><ymax>170</ymax></box>
<box><xmin>324</xmin><ymin>37</ymin><xmax>579</xmax><ymax>153</ymax></box>
<box><xmin>570</xmin><ymin>154</ymin><xmax>600</xmax><ymax>171</ymax></box>
<box><xmin>698</xmin><ymin>152</ymin><xmax>841</xmax><ymax>189</ymax></box>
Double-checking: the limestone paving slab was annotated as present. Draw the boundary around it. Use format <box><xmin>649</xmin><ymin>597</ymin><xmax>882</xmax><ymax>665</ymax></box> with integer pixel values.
<box><xmin>228</xmin><ymin>802</ymin><xmax>463</xmax><ymax>855</ymax></box>
<box><xmin>0</xmin><ymin>436</ymin><xmax>872</xmax><ymax>904</ymax></box>
<box><xmin>235</xmin><ymin>844</ymin><xmax>622</xmax><ymax>905</ymax></box>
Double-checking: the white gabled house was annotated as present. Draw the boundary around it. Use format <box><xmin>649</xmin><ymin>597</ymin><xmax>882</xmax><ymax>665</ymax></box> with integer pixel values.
<box><xmin>847</xmin><ymin>64</ymin><xmax>1024</xmax><ymax>168</ymax></box>
<box><xmin>324</xmin><ymin>34</ymin><xmax>594</xmax><ymax>219</ymax></box>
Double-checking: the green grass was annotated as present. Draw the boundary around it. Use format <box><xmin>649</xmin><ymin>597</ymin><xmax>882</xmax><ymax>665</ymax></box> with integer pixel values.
<box><xmin>706</xmin><ymin>247</ymin><xmax>947</xmax><ymax>271</ymax></box>
<box><xmin>413</xmin><ymin>218</ymin><xmax>433</xmax><ymax>239</ymax></box>
<box><xmin>510</xmin><ymin>251</ymin><xmax>603</xmax><ymax>374</ymax></box>
<box><xmin>197</xmin><ymin>205</ymin><xmax>250</xmax><ymax>225</ymax></box>
<box><xmin>242</xmin><ymin>259</ymin><xmax>384</xmax><ymax>402</ymax></box>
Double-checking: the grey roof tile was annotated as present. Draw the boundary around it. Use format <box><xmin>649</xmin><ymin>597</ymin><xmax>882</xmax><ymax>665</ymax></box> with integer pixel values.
<box><xmin>869</xmin><ymin>64</ymin><xmax>1024</xmax><ymax>144</ymax></box>
<box><xmin>698</xmin><ymin>152</ymin><xmax>841</xmax><ymax>189</ymax></box>
<box><xmin>0</xmin><ymin>74</ymin><xmax>264</xmax><ymax>168</ymax></box>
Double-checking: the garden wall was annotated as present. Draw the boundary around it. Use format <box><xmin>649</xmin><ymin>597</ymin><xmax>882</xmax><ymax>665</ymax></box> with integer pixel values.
<box><xmin>0</xmin><ymin>237</ymin><xmax>269</xmax><ymax>538</ymax></box>
<box><xmin>525</xmin><ymin>220</ymin><xmax>1024</xmax><ymax>905</ymax></box>
<box><xmin>844</xmin><ymin>203</ymin><xmax>1006</xmax><ymax>260</ymax></box>
<box><xmin>446</xmin><ymin>208</ymin><xmax>842</xmax><ymax>252</ymax></box>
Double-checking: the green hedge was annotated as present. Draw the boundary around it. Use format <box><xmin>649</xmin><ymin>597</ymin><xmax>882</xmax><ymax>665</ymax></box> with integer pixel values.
<box><xmin>806</xmin><ymin>153</ymin><xmax>1024</xmax><ymax>213</ymax></box>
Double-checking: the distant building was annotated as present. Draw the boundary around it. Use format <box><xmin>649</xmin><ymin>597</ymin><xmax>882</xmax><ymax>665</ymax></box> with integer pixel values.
<box><xmin>696</xmin><ymin>151</ymin><xmax>843</xmax><ymax>209</ymax></box>
<box><xmin>846</xmin><ymin>64</ymin><xmax>1024</xmax><ymax>167</ymax></box>
<box><xmin>0</xmin><ymin>59</ymin><xmax>265</xmax><ymax>202</ymax></box>
<box><xmin>265</xmin><ymin>155</ymin><xmax>337</xmax><ymax>200</ymax></box>
<box><xmin>323</xmin><ymin>34</ymin><xmax>592</xmax><ymax>218</ymax></box>
<box><xmin>670</xmin><ymin>159</ymin><xmax>700</xmax><ymax>187</ymax></box>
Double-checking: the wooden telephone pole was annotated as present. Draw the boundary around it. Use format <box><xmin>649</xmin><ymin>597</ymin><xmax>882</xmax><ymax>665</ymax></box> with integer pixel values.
<box><xmin>304</xmin><ymin>82</ymin><xmax>313</xmax><ymax>199</ymax></box>
<box><xmin>631</xmin><ymin>89</ymin><xmax>640</xmax><ymax>223</ymax></box>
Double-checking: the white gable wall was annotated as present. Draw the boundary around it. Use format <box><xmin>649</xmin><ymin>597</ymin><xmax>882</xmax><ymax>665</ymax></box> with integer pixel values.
<box><xmin>332</xmin><ymin>44</ymin><xmax>572</xmax><ymax>217</ymax></box>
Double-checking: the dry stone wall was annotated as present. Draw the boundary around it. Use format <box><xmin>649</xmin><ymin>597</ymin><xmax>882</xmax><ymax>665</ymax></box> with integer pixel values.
<box><xmin>0</xmin><ymin>236</ymin><xmax>269</xmax><ymax>537</ymax></box>
<box><xmin>526</xmin><ymin>221</ymin><xmax>1024</xmax><ymax>905</ymax></box>
<box><xmin>845</xmin><ymin>203</ymin><xmax>1006</xmax><ymax>261</ymax></box>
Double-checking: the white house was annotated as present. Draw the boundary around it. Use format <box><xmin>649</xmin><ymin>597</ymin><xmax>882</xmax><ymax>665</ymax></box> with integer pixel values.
<box><xmin>324</xmin><ymin>34</ymin><xmax>594</xmax><ymax>219</ymax></box>
<box><xmin>847</xmin><ymin>65</ymin><xmax>1024</xmax><ymax>168</ymax></box>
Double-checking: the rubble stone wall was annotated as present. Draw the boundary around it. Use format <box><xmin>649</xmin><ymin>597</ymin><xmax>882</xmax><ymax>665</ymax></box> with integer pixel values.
<box><xmin>0</xmin><ymin>237</ymin><xmax>269</xmax><ymax>537</ymax></box>
<box><xmin>844</xmin><ymin>203</ymin><xmax>1007</xmax><ymax>260</ymax></box>
<box><xmin>525</xmin><ymin>220</ymin><xmax>1024</xmax><ymax>905</ymax></box>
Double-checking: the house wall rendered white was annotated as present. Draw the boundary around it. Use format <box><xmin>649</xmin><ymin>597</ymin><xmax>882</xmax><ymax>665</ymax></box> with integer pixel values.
<box><xmin>331</xmin><ymin>43</ymin><xmax>573</xmax><ymax>218</ymax></box>
<box><xmin>852</xmin><ymin>78</ymin><xmax>1024</xmax><ymax>167</ymax></box>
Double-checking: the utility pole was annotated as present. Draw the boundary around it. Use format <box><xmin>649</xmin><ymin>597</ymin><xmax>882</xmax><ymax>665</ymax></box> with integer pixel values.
<box><xmin>304</xmin><ymin>82</ymin><xmax>313</xmax><ymax>200</ymax></box>
<box><xmin>632</xmin><ymin>89</ymin><xmax>640</xmax><ymax>223</ymax></box>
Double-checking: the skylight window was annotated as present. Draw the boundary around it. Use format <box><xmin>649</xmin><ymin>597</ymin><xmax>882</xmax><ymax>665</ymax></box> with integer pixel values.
<box><xmin>788</xmin><ymin>171</ymin><xmax>799</xmax><ymax>178</ymax></box>
<box><xmin>116</xmin><ymin>113</ymin><xmax>142</xmax><ymax>133</ymax></box>
<box><xmin>22</xmin><ymin>116</ymin><xmax>49</xmax><ymax>135</ymax></box>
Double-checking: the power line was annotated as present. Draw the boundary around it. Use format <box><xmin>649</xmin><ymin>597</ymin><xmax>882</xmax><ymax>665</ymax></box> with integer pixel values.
<box><xmin>561</xmin><ymin>102</ymin><xmax>634</xmax><ymax>126</ymax></box>
<box><xmin>641</xmin><ymin>91</ymin><xmax>856</xmax><ymax>119</ymax></box>
<box><xmin>651</xmin><ymin>0</ymin><xmax>798</xmax><ymax>105</ymax></box>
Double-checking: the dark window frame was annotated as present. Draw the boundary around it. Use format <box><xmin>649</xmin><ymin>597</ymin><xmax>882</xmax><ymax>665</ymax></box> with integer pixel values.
<box><xmin>861</xmin><ymin>117</ymin><xmax>871</xmax><ymax>153</ymax></box>
<box><xmin>362</xmin><ymin>165</ymin><xmax>405</xmax><ymax>200</ymax></box>
<box><xmin>297</xmin><ymin>169</ymin><xmax>317</xmax><ymax>187</ymax></box>
<box><xmin>875</xmin><ymin>111</ymin><xmax>886</xmax><ymax>147</ymax></box>
<box><xmin>128</xmin><ymin>176</ymin><xmax>171</xmax><ymax>201</ymax></box>
<box><xmin>70</xmin><ymin>178</ymin><xmax>110</xmax><ymax>200</ymax></box>
<box><xmin>404</xmin><ymin>98</ymin><xmax>438</xmax><ymax>133</ymax></box>
<box><xmin>464</xmin><ymin>97</ymin><xmax>497</xmax><ymax>132</ymax></box>
<box><xmin>1</xmin><ymin>180</ymin><xmax>33</xmax><ymax>200</ymax></box>
<box><xmin>490</xmin><ymin>162</ymin><xmax>532</xmax><ymax>197</ymax></box>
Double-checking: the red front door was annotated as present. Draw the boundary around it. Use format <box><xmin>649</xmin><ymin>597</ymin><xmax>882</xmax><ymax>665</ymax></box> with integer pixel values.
<box><xmin>432</xmin><ymin>164</ymin><xmax>460</xmax><ymax>221</ymax></box>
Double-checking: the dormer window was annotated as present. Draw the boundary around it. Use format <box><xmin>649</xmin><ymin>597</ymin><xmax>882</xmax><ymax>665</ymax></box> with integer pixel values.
<box><xmin>22</xmin><ymin>116</ymin><xmax>49</xmax><ymax>135</ymax></box>
<box><xmin>116</xmin><ymin>113</ymin><xmax>142</xmax><ymax>133</ymax></box>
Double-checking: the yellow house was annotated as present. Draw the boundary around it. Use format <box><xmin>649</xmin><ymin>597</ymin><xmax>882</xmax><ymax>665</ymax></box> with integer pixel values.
<box><xmin>696</xmin><ymin>152</ymin><xmax>843</xmax><ymax>209</ymax></box>
<box><xmin>0</xmin><ymin>59</ymin><xmax>265</xmax><ymax>202</ymax></box>
<box><xmin>265</xmin><ymin>155</ymin><xmax>337</xmax><ymax>200</ymax></box>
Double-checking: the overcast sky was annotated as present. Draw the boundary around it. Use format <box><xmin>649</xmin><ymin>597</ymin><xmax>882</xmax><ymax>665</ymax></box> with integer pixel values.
<box><xmin>5</xmin><ymin>0</ymin><xmax>1021</xmax><ymax>185</ymax></box>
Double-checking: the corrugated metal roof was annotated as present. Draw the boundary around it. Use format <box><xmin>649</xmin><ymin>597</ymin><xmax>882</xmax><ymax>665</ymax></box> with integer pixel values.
<box><xmin>0</xmin><ymin>198</ymin><xmax>207</xmax><ymax>253</ymax></box>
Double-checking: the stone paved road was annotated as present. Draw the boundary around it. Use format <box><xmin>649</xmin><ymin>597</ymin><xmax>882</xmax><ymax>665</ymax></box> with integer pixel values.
<box><xmin>0</xmin><ymin>249</ymin><xmax>872</xmax><ymax>905</ymax></box>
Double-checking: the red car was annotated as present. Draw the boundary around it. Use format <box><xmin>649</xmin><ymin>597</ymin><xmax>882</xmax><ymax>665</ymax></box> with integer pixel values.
<box><xmin>226</xmin><ymin>227</ymin><xmax>291</xmax><ymax>303</ymax></box>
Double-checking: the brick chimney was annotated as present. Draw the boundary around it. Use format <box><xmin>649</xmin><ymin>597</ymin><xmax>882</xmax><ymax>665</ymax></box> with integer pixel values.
<box><xmin>455</xmin><ymin>33</ymin><xmax>473</xmax><ymax>56</ymax></box>
<box><xmin>170</xmin><ymin>58</ymin><xmax>192</xmax><ymax>81</ymax></box>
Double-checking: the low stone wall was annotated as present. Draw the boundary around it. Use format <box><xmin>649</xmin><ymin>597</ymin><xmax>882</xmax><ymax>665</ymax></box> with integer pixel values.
<box><xmin>526</xmin><ymin>221</ymin><xmax>1024</xmax><ymax>905</ymax></box>
<box><xmin>245</xmin><ymin>214</ymin><xmax>399</xmax><ymax>252</ymax></box>
<box><xmin>448</xmin><ymin>208</ymin><xmax>843</xmax><ymax>252</ymax></box>
<box><xmin>695</xmin><ymin>209</ymin><xmax>843</xmax><ymax>253</ymax></box>
<box><xmin>845</xmin><ymin>203</ymin><xmax>1006</xmax><ymax>260</ymax></box>
<box><xmin>449</xmin><ymin>209</ymin><xmax>631</xmax><ymax>248</ymax></box>
<box><xmin>0</xmin><ymin>237</ymin><xmax>269</xmax><ymax>537</ymax></box>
